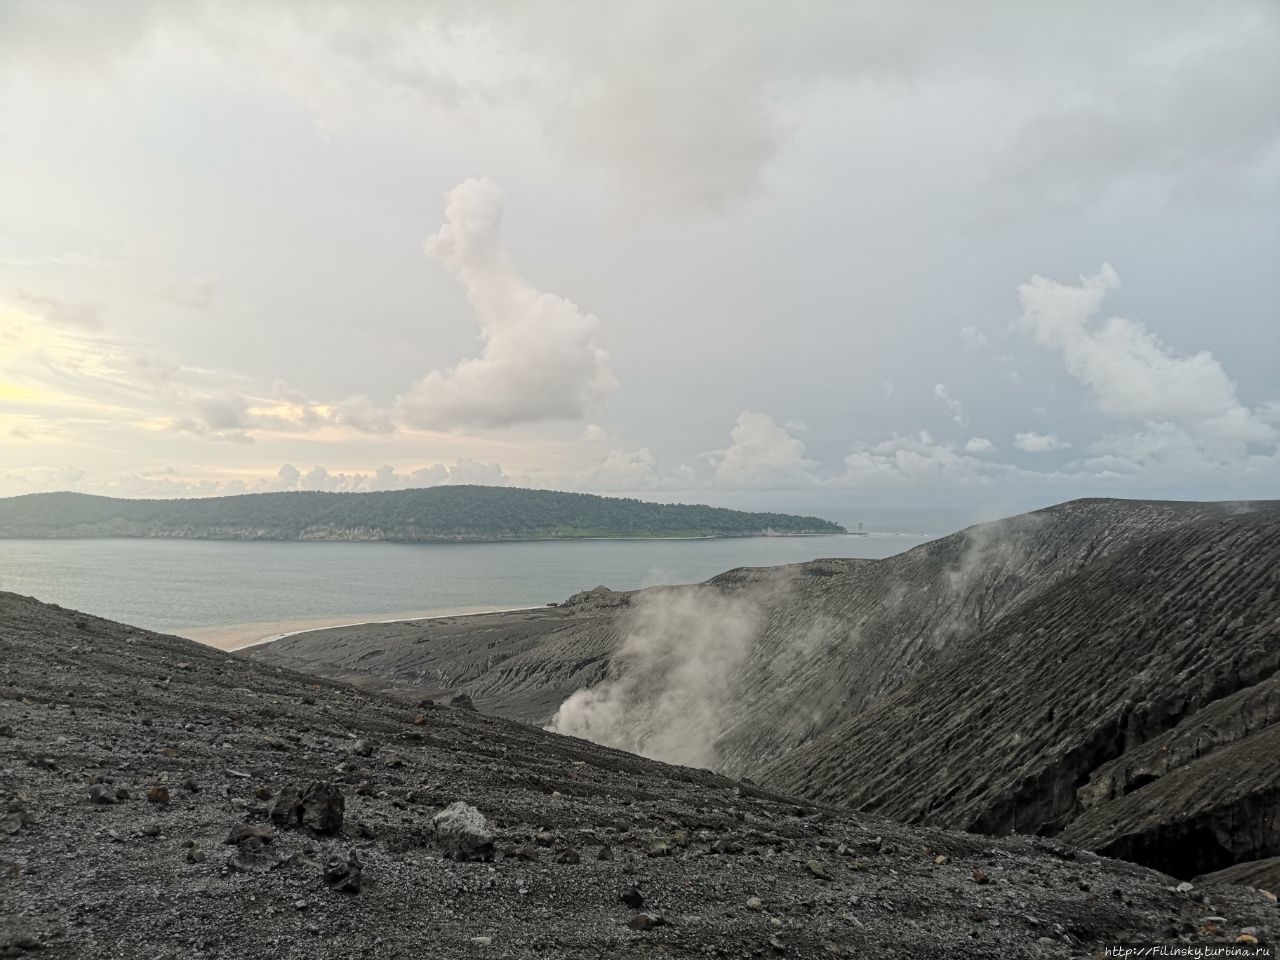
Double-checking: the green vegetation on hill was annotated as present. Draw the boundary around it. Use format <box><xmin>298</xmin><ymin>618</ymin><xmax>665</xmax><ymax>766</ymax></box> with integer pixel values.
<box><xmin>0</xmin><ymin>486</ymin><xmax>845</xmax><ymax>541</ymax></box>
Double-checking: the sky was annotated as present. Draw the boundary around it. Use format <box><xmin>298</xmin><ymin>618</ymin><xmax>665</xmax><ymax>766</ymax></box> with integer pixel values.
<box><xmin>2</xmin><ymin>0</ymin><xmax>1278</xmax><ymax>512</ymax></box>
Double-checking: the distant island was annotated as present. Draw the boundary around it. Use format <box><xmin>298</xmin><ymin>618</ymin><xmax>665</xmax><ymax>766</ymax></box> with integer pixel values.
<box><xmin>0</xmin><ymin>486</ymin><xmax>846</xmax><ymax>542</ymax></box>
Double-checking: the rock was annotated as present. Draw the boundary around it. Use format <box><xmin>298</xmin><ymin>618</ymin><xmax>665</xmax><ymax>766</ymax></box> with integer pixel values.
<box><xmin>0</xmin><ymin>724</ymin><xmax>12</xmax><ymax>737</ymax></box>
<box><xmin>225</xmin><ymin>823</ymin><xmax>273</xmax><ymax>845</ymax></box>
<box><xmin>146</xmin><ymin>786</ymin><xmax>169</xmax><ymax>805</ymax></box>
<box><xmin>140</xmin><ymin>824</ymin><xmax>161</xmax><ymax>838</ymax></box>
<box><xmin>431</xmin><ymin>802</ymin><xmax>494</xmax><ymax>861</ymax></box>
<box><xmin>88</xmin><ymin>784</ymin><xmax>116</xmax><ymax>805</ymax></box>
<box><xmin>3</xmin><ymin>796</ymin><xmax>33</xmax><ymax>835</ymax></box>
<box><xmin>114</xmin><ymin>787</ymin><xmax>129</xmax><ymax>801</ymax></box>
<box><xmin>973</xmin><ymin>869</ymin><xmax>990</xmax><ymax>885</ymax></box>
<box><xmin>1176</xmin><ymin>881</ymin><xmax>1194</xmax><ymax>892</ymax></box>
<box><xmin>186</xmin><ymin>845</ymin><xmax>206</xmax><ymax>863</ymax></box>
<box><xmin>352</xmin><ymin>739</ymin><xmax>375</xmax><ymax>758</ymax></box>
<box><xmin>230</xmin><ymin>837</ymin><xmax>279</xmax><ymax>873</ymax></box>
<box><xmin>805</xmin><ymin>859</ymin><xmax>833</xmax><ymax>881</ymax></box>
<box><xmin>268</xmin><ymin>785</ymin><xmax>303</xmax><ymax>826</ymax></box>
<box><xmin>515</xmin><ymin>844</ymin><xmax>539</xmax><ymax>862</ymax></box>
<box><xmin>535</xmin><ymin>830</ymin><xmax>555</xmax><ymax>847</ymax></box>
<box><xmin>449</xmin><ymin>693</ymin><xmax>477</xmax><ymax>711</ymax></box>
<box><xmin>746</xmin><ymin>896</ymin><xmax>763</xmax><ymax>911</ymax></box>
<box><xmin>269</xmin><ymin>781</ymin><xmax>344</xmax><ymax>834</ymax></box>
<box><xmin>324</xmin><ymin>850</ymin><xmax>362</xmax><ymax>893</ymax></box>
<box><xmin>647</xmin><ymin>841</ymin><xmax>672</xmax><ymax>858</ymax></box>
<box><xmin>298</xmin><ymin>783</ymin><xmax>343</xmax><ymax>839</ymax></box>
<box><xmin>596</xmin><ymin>845</ymin><xmax>614</xmax><ymax>861</ymax></box>
<box><xmin>620</xmin><ymin>887</ymin><xmax>644</xmax><ymax>909</ymax></box>
<box><xmin>768</xmin><ymin>935</ymin><xmax>787</xmax><ymax>954</ymax></box>
<box><xmin>628</xmin><ymin>914</ymin><xmax>658</xmax><ymax>931</ymax></box>
<box><xmin>2</xmin><ymin>934</ymin><xmax>44</xmax><ymax>951</ymax></box>
<box><xmin>711</xmin><ymin>839</ymin><xmax>742</xmax><ymax>855</ymax></box>
<box><xmin>554</xmin><ymin>848</ymin><xmax>581</xmax><ymax>865</ymax></box>
<box><xmin>180</xmin><ymin>778</ymin><xmax>200</xmax><ymax>793</ymax></box>
<box><xmin>934</xmin><ymin>854</ymin><xmax>950</xmax><ymax>865</ymax></box>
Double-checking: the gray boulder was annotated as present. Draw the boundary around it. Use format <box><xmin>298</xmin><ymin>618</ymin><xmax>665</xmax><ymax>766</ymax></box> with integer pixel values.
<box><xmin>431</xmin><ymin>802</ymin><xmax>494</xmax><ymax>861</ymax></box>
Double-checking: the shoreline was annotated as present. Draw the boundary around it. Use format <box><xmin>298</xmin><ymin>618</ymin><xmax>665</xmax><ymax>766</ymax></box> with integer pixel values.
<box><xmin>219</xmin><ymin>604</ymin><xmax>548</xmax><ymax>652</ymax></box>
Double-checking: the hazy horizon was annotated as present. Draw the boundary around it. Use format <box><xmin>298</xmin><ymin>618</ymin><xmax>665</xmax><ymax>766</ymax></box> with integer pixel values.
<box><xmin>3</xmin><ymin>2</ymin><xmax>1277</xmax><ymax>511</ymax></box>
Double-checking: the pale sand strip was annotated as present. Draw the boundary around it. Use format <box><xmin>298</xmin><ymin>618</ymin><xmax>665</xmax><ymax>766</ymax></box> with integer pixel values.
<box><xmin>186</xmin><ymin>604</ymin><xmax>546</xmax><ymax>652</ymax></box>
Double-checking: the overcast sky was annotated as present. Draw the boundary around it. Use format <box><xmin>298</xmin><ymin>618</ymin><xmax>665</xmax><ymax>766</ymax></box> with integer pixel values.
<box><xmin>2</xmin><ymin>0</ymin><xmax>1277</xmax><ymax>511</ymax></box>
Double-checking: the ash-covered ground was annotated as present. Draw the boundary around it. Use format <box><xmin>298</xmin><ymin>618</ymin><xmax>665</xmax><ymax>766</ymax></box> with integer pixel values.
<box><xmin>2</xmin><ymin>590</ymin><xmax>1276</xmax><ymax>958</ymax></box>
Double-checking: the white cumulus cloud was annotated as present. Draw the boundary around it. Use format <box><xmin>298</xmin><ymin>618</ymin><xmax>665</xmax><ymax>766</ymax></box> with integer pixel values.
<box><xmin>397</xmin><ymin>178</ymin><xmax>617</xmax><ymax>430</ymax></box>
<box><xmin>711</xmin><ymin>411</ymin><xmax>818</xmax><ymax>489</ymax></box>
<box><xmin>1014</xmin><ymin>430</ymin><xmax>1069</xmax><ymax>453</ymax></box>
<box><xmin>933</xmin><ymin>383</ymin><xmax>969</xmax><ymax>427</ymax></box>
<box><xmin>1017</xmin><ymin>264</ymin><xmax>1276</xmax><ymax>462</ymax></box>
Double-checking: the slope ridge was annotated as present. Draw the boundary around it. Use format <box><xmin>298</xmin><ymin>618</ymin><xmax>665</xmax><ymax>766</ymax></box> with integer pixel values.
<box><xmin>761</xmin><ymin>505</ymin><xmax>1280</xmax><ymax>878</ymax></box>
<box><xmin>254</xmin><ymin>498</ymin><xmax>1233</xmax><ymax>777</ymax></box>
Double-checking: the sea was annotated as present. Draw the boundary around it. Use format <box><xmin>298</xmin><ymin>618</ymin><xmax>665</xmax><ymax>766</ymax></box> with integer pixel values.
<box><xmin>0</xmin><ymin>531</ymin><xmax>935</xmax><ymax>649</ymax></box>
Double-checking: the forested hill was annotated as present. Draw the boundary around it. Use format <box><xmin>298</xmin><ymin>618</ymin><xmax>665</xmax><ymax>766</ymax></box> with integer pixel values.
<box><xmin>0</xmin><ymin>486</ymin><xmax>845</xmax><ymax>541</ymax></box>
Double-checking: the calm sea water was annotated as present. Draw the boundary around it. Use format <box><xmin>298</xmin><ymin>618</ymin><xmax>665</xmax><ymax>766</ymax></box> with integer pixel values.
<box><xmin>0</xmin><ymin>534</ymin><xmax>925</xmax><ymax>647</ymax></box>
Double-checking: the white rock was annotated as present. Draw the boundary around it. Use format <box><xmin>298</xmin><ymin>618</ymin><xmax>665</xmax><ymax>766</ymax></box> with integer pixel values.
<box><xmin>432</xmin><ymin>801</ymin><xmax>495</xmax><ymax>861</ymax></box>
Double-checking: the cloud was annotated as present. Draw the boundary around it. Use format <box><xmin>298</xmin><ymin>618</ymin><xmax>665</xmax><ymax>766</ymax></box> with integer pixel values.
<box><xmin>158</xmin><ymin>273</ymin><xmax>217</xmax><ymax>310</ymax></box>
<box><xmin>9</xmin><ymin>3</ymin><xmax>1273</xmax><ymax>216</ymax></box>
<box><xmin>396</xmin><ymin>179</ymin><xmax>617</xmax><ymax>430</ymax></box>
<box><xmin>330</xmin><ymin>394</ymin><xmax>395</xmax><ymax>434</ymax></box>
<box><xmin>8</xmin><ymin>288</ymin><xmax>103</xmax><ymax>328</ymax></box>
<box><xmin>274</xmin><ymin>459</ymin><xmax>510</xmax><ymax>493</ymax></box>
<box><xmin>996</xmin><ymin>13</ymin><xmax>1280</xmax><ymax>205</ymax></box>
<box><xmin>964</xmin><ymin>436</ymin><xmax>994</xmax><ymax>453</ymax></box>
<box><xmin>1017</xmin><ymin>264</ymin><xmax>1276</xmax><ymax>463</ymax></box>
<box><xmin>572</xmin><ymin>446</ymin><xmax>697</xmax><ymax>492</ymax></box>
<box><xmin>933</xmin><ymin>383</ymin><xmax>969</xmax><ymax>427</ymax></box>
<box><xmin>0</xmin><ymin>458</ymin><xmax>514</xmax><ymax>499</ymax></box>
<box><xmin>959</xmin><ymin>325</ymin><xmax>988</xmax><ymax>347</ymax></box>
<box><xmin>711</xmin><ymin>411</ymin><xmax>818</xmax><ymax>489</ymax></box>
<box><xmin>842</xmin><ymin>431</ymin><xmax>1011</xmax><ymax>488</ymax></box>
<box><xmin>1014</xmin><ymin>430</ymin><xmax>1069</xmax><ymax>453</ymax></box>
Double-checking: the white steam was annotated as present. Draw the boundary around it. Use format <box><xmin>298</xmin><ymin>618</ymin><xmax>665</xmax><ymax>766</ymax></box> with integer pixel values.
<box><xmin>547</xmin><ymin>587</ymin><xmax>761</xmax><ymax>769</ymax></box>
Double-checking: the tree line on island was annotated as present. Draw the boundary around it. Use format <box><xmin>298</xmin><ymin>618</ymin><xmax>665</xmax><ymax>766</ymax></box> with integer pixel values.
<box><xmin>0</xmin><ymin>486</ymin><xmax>847</xmax><ymax>541</ymax></box>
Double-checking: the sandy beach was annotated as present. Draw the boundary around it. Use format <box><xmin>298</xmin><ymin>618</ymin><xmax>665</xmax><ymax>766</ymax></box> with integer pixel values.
<box><xmin>185</xmin><ymin>604</ymin><xmax>545</xmax><ymax>651</ymax></box>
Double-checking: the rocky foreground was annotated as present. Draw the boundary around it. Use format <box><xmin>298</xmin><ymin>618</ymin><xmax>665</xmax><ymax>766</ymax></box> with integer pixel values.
<box><xmin>4</xmin><ymin>592</ymin><xmax>1278</xmax><ymax>958</ymax></box>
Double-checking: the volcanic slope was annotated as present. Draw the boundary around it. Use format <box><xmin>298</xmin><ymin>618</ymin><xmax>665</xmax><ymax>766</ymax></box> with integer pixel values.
<box><xmin>762</xmin><ymin>503</ymin><xmax>1280</xmax><ymax>882</ymax></box>
<box><xmin>253</xmin><ymin>499</ymin><xmax>1240</xmax><ymax>779</ymax></box>
<box><xmin>9</xmin><ymin>594</ymin><xmax>1279</xmax><ymax>957</ymax></box>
